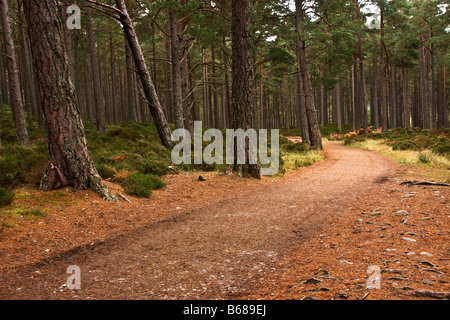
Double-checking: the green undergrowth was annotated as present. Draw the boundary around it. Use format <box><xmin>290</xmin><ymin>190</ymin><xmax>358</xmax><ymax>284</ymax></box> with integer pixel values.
<box><xmin>1</xmin><ymin>104</ymin><xmax>325</xmax><ymax>199</ymax></box>
<box><xmin>338</xmin><ymin>128</ymin><xmax>450</xmax><ymax>181</ymax></box>
<box><xmin>341</xmin><ymin>127</ymin><xmax>450</xmax><ymax>157</ymax></box>
<box><xmin>0</xmin><ymin>186</ymin><xmax>14</xmax><ymax>207</ymax></box>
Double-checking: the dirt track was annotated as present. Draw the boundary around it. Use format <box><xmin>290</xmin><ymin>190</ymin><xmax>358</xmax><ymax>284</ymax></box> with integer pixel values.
<box><xmin>0</xmin><ymin>142</ymin><xmax>396</xmax><ymax>299</ymax></box>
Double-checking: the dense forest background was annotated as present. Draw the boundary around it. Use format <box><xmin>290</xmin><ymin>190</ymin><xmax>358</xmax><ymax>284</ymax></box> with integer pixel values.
<box><xmin>1</xmin><ymin>0</ymin><xmax>448</xmax><ymax>138</ymax></box>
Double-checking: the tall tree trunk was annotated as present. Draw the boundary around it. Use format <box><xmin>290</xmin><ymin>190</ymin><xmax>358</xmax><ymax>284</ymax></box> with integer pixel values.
<box><xmin>437</xmin><ymin>66</ymin><xmax>446</xmax><ymax>128</ymax></box>
<box><xmin>402</xmin><ymin>64</ymin><xmax>410</xmax><ymax>128</ymax></box>
<box><xmin>334</xmin><ymin>80</ymin><xmax>342</xmax><ymax>131</ymax></box>
<box><xmin>379</xmin><ymin>6</ymin><xmax>388</xmax><ymax>132</ymax></box>
<box><xmin>222</xmin><ymin>36</ymin><xmax>231</xmax><ymax>128</ymax></box>
<box><xmin>358</xmin><ymin>43</ymin><xmax>368</xmax><ymax>134</ymax></box>
<box><xmin>0</xmin><ymin>38</ymin><xmax>8</xmax><ymax>105</ymax></box>
<box><xmin>169</xmin><ymin>2</ymin><xmax>184</xmax><ymax>130</ymax></box>
<box><xmin>259</xmin><ymin>64</ymin><xmax>265</xmax><ymax>129</ymax></box>
<box><xmin>351</xmin><ymin>64</ymin><xmax>358</xmax><ymax>131</ymax></box>
<box><xmin>17</xmin><ymin>0</ymin><xmax>34</xmax><ymax>127</ymax></box>
<box><xmin>389</xmin><ymin>65</ymin><xmax>398</xmax><ymax>128</ymax></box>
<box><xmin>295</xmin><ymin>0</ymin><xmax>322</xmax><ymax>149</ymax></box>
<box><xmin>430</xmin><ymin>31</ymin><xmax>436</xmax><ymax>129</ymax></box>
<box><xmin>284</xmin><ymin>74</ymin><xmax>291</xmax><ymax>129</ymax></box>
<box><xmin>231</xmin><ymin>0</ymin><xmax>260</xmax><ymax>178</ymax></box>
<box><xmin>201</xmin><ymin>47</ymin><xmax>210</xmax><ymax>127</ymax></box>
<box><xmin>164</xmin><ymin>31</ymin><xmax>173</xmax><ymax>123</ymax></box>
<box><xmin>115</xmin><ymin>0</ymin><xmax>172</xmax><ymax>147</ymax></box>
<box><xmin>110</xmin><ymin>35</ymin><xmax>118</xmax><ymax>125</ymax></box>
<box><xmin>85</xmin><ymin>1</ymin><xmax>106</xmax><ymax>134</ymax></box>
<box><xmin>372</xmin><ymin>47</ymin><xmax>379</xmax><ymax>129</ymax></box>
<box><xmin>419</xmin><ymin>35</ymin><xmax>429</xmax><ymax>129</ymax></box>
<box><xmin>211</xmin><ymin>45</ymin><xmax>221</xmax><ymax>129</ymax></box>
<box><xmin>23</xmin><ymin>0</ymin><xmax>115</xmax><ymax>200</ymax></box>
<box><xmin>0</xmin><ymin>0</ymin><xmax>29</xmax><ymax>146</ymax></box>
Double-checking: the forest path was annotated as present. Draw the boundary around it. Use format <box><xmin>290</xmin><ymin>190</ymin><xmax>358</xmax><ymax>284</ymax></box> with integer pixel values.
<box><xmin>0</xmin><ymin>142</ymin><xmax>395</xmax><ymax>299</ymax></box>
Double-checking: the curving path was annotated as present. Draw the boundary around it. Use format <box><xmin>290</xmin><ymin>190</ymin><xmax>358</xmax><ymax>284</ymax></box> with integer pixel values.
<box><xmin>0</xmin><ymin>142</ymin><xmax>395</xmax><ymax>299</ymax></box>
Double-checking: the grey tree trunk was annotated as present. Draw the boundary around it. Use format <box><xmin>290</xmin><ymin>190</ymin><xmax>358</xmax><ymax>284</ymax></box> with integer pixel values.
<box><xmin>0</xmin><ymin>0</ymin><xmax>29</xmax><ymax>146</ymax></box>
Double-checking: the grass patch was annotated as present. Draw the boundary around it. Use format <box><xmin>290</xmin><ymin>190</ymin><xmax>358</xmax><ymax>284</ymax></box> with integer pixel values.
<box><xmin>278</xmin><ymin>136</ymin><xmax>325</xmax><ymax>174</ymax></box>
<box><xmin>121</xmin><ymin>173</ymin><xmax>166</xmax><ymax>198</ymax></box>
<box><xmin>0</xmin><ymin>186</ymin><xmax>14</xmax><ymax>207</ymax></box>
<box><xmin>281</xmin><ymin>150</ymin><xmax>324</xmax><ymax>173</ymax></box>
<box><xmin>345</xmin><ymin>138</ymin><xmax>450</xmax><ymax>172</ymax></box>
<box><xmin>0</xmin><ymin>222</ymin><xmax>14</xmax><ymax>233</ymax></box>
<box><xmin>21</xmin><ymin>209</ymin><xmax>48</xmax><ymax>219</ymax></box>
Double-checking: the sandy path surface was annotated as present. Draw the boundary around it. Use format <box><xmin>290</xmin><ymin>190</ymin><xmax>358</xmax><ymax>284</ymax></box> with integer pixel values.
<box><xmin>0</xmin><ymin>142</ymin><xmax>395</xmax><ymax>299</ymax></box>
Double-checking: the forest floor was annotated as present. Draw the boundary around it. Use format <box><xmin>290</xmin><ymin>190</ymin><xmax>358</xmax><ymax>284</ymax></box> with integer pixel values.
<box><xmin>0</xmin><ymin>141</ymin><xmax>448</xmax><ymax>300</ymax></box>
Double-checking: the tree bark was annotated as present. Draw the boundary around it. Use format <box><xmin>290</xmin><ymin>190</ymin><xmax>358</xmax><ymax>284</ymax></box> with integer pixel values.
<box><xmin>402</xmin><ymin>64</ymin><xmax>410</xmax><ymax>128</ymax></box>
<box><xmin>85</xmin><ymin>1</ymin><xmax>106</xmax><ymax>134</ymax></box>
<box><xmin>211</xmin><ymin>45</ymin><xmax>221</xmax><ymax>129</ymax></box>
<box><xmin>419</xmin><ymin>35</ymin><xmax>429</xmax><ymax>129</ymax></box>
<box><xmin>0</xmin><ymin>0</ymin><xmax>29</xmax><ymax>146</ymax></box>
<box><xmin>23</xmin><ymin>0</ymin><xmax>115</xmax><ymax>200</ymax></box>
<box><xmin>294</xmin><ymin>0</ymin><xmax>322</xmax><ymax>149</ymax></box>
<box><xmin>201</xmin><ymin>47</ymin><xmax>210</xmax><ymax>127</ymax></box>
<box><xmin>115</xmin><ymin>0</ymin><xmax>172</xmax><ymax>147</ymax></box>
<box><xmin>231</xmin><ymin>0</ymin><xmax>260</xmax><ymax>179</ymax></box>
<box><xmin>169</xmin><ymin>2</ymin><xmax>184</xmax><ymax>130</ymax></box>
<box><xmin>125</xmin><ymin>39</ymin><xmax>135</xmax><ymax>123</ymax></box>
<box><xmin>294</xmin><ymin>3</ymin><xmax>310</xmax><ymax>144</ymax></box>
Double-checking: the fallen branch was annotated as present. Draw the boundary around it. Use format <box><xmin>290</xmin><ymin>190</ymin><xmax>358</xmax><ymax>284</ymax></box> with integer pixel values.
<box><xmin>400</xmin><ymin>180</ymin><xmax>450</xmax><ymax>187</ymax></box>
<box><xmin>118</xmin><ymin>193</ymin><xmax>132</xmax><ymax>203</ymax></box>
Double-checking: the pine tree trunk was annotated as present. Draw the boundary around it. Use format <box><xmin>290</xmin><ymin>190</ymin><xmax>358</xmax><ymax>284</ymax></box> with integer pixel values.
<box><xmin>379</xmin><ymin>6</ymin><xmax>388</xmax><ymax>132</ymax></box>
<box><xmin>211</xmin><ymin>45</ymin><xmax>221</xmax><ymax>129</ymax></box>
<box><xmin>169</xmin><ymin>3</ymin><xmax>184</xmax><ymax>130</ymax></box>
<box><xmin>85</xmin><ymin>1</ymin><xmax>106</xmax><ymax>134</ymax></box>
<box><xmin>164</xmin><ymin>31</ymin><xmax>173</xmax><ymax>123</ymax></box>
<box><xmin>389</xmin><ymin>66</ymin><xmax>398</xmax><ymax>128</ymax></box>
<box><xmin>334</xmin><ymin>80</ymin><xmax>342</xmax><ymax>131</ymax></box>
<box><xmin>0</xmin><ymin>0</ymin><xmax>29</xmax><ymax>146</ymax></box>
<box><xmin>437</xmin><ymin>66</ymin><xmax>446</xmax><ymax>128</ymax></box>
<box><xmin>110</xmin><ymin>36</ymin><xmax>118</xmax><ymax>125</ymax></box>
<box><xmin>284</xmin><ymin>74</ymin><xmax>291</xmax><ymax>129</ymax></box>
<box><xmin>430</xmin><ymin>32</ymin><xmax>436</xmax><ymax>129</ymax></box>
<box><xmin>201</xmin><ymin>47</ymin><xmax>210</xmax><ymax>127</ymax></box>
<box><xmin>0</xmin><ymin>38</ymin><xmax>8</xmax><ymax>104</ymax></box>
<box><xmin>372</xmin><ymin>48</ymin><xmax>379</xmax><ymax>129</ymax></box>
<box><xmin>419</xmin><ymin>35</ymin><xmax>429</xmax><ymax>129</ymax></box>
<box><xmin>23</xmin><ymin>0</ymin><xmax>115</xmax><ymax>200</ymax></box>
<box><xmin>295</xmin><ymin>0</ymin><xmax>322</xmax><ymax>149</ymax></box>
<box><xmin>222</xmin><ymin>36</ymin><xmax>231</xmax><ymax>128</ymax></box>
<box><xmin>231</xmin><ymin>0</ymin><xmax>260</xmax><ymax>179</ymax></box>
<box><xmin>116</xmin><ymin>0</ymin><xmax>172</xmax><ymax>147</ymax></box>
<box><xmin>402</xmin><ymin>64</ymin><xmax>410</xmax><ymax>128</ymax></box>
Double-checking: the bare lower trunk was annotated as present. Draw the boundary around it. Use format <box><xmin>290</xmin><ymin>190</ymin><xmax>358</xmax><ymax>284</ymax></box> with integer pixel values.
<box><xmin>24</xmin><ymin>0</ymin><xmax>115</xmax><ymax>201</ymax></box>
<box><xmin>231</xmin><ymin>0</ymin><xmax>260</xmax><ymax>179</ymax></box>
